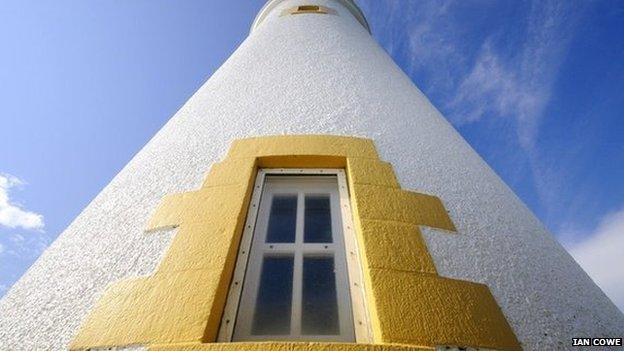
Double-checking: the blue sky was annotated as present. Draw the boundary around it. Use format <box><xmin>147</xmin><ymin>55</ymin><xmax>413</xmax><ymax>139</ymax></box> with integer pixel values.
<box><xmin>1</xmin><ymin>0</ymin><xmax>623</xmax><ymax>310</ymax></box>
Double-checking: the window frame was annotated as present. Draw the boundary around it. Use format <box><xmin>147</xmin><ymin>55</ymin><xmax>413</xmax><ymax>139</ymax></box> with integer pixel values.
<box><xmin>217</xmin><ymin>168</ymin><xmax>371</xmax><ymax>343</ymax></box>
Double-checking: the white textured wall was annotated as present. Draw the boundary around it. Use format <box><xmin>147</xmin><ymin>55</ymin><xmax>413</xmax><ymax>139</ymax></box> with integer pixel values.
<box><xmin>1</xmin><ymin>0</ymin><xmax>622</xmax><ymax>350</ymax></box>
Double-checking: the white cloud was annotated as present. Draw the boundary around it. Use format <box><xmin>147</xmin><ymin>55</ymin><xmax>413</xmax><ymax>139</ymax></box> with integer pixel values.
<box><xmin>449</xmin><ymin>1</ymin><xmax>580</xmax><ymax>150</ymax></box>
<box><xmin>448</xmin><ymin>41</ymin><xmax>524</xmax><ymax>124</ymax></box>
<box><xmin>360</xmin><ymin>0</ymin><xmax>464</xmax><ymax>92</ymax></box>
<box><xmin>368</xmin><ymin>0</ymin><xmax>595</xmax><ymax>223</ymax></box>
<box><xmin>377</xmin><ymin>0</ymin><xmax>582</xmax><ymax>152</ymax></box>
<box><xmin>566</xmin><ymin>208</ymin><xmax>624</xmax><ymax>312</ymax></box>
<box><xmin>432</xmin><ymin>1</ymin><xmax>589</xmax><ymax>220</ymax></box>
<box><xmin>0</xmin><ymin>173</ymin><xmax>45</xmax><ymax>231</ymax></box>
<box><xmin>405</xmin><ymin>0</ymin><xmax>459</xmax><ymax>89</ymax></box>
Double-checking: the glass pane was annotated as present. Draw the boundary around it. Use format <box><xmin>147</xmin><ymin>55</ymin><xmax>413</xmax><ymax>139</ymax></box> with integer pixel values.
<box><xmin>304</xmin><ymin>195</ymin><xmax>332</xmax><ymax>243</ymax></box>
<box><xmin>302</xmin><ymin>256</ymin><xmax>339</xmax><ymax>335</ymax></box>
<box><xmin>252</xmin><ymin>256</ymin><xmax>294</xmax><ymax>335</ymax></box>
<box><xmin>266</xmin><ymin>195</ymin><xmax>297</xmax><ymax>243</ymax></box>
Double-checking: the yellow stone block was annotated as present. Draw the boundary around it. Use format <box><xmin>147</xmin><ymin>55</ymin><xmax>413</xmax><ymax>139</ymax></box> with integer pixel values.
<box><xmin>71</xmin><ymin>270</ymin><xmax>223</xmax><ymax>349</ymax></box>
<box><xmin>202</xmin><ymin>158</ymin><xmax>257</xmax><ymax>188</ymax></box>
<box><xmin>156</xmin><ymin>221</ymin><xmax>239</xmax><ymax>273</ymax></box>
<box><xmin>178</xmin><ymin>185</ymin><xmax>248</xmax><ymax>224</ymax></box>
<box><xmin>228</xmin><ymin>135</ymin><xmax>379</xmax><ymax>159</ymax></box>
<box><xmin>146</xmin><ymin>192</ymin><xmax>192</xmax><ymax>231</ymax></box>
<box><xmin>147</xmin><ymin>184</ymin><xmax>251</xmax><ymax>232</ymax></box>
<box><xmin>347</xmin><ymin>159</ymin><xmax>400</xmax><ymax>188</ymax></box>
<box><xmin>352</xmin><ymin>184</ymin><xmax>456</xmax><ymax>232</ymax></box>
<box><xmin>359</xmin><ymin>220</ymin><xmax>436</xmax><ymax>274</ymax></box>
<box><xmin>368</xmin><ymin>269</ymin><xmax>521</xmax><ymax>351</ymax></box>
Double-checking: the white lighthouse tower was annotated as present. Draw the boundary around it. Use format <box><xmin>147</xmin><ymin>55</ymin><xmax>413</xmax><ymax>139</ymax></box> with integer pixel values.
<box><xmin>1</xmin><ymin>1</ymin><xmax>622</xmax><ymax>350</ymax></box>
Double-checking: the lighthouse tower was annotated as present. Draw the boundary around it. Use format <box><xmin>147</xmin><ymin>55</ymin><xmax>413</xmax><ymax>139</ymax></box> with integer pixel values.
<box><xmin>1</xmin><ymin>1</ymin><xmax>622</xmax><ymax>350</ymax></box>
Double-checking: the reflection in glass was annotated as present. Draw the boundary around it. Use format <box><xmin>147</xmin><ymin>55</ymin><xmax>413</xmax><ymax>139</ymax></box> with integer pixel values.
<box><xmin>252</xmin><ymin>256</ymin><xmax>294</xmax><ymax>335</ymax></box>
<box><xmin>304</xmin><ymin>195</ymin><xmax>332</xmax><ymax>243</ymax></box>
<box><xmin>266</xmin><ymin>195</ymin><xmax>297</xmax><ymax>243</ymax></box>
<box><xmin>302</xmin><ymin>256</ymin><xmax>339</xmax><ymax>335</ymax></box>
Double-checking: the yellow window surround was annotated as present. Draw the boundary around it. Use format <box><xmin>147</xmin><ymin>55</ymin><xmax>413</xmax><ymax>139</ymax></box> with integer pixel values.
<box><xmin>70</xmin><ymin>135</ymin><xmax>522</xmax><ymax>351</ymax></box>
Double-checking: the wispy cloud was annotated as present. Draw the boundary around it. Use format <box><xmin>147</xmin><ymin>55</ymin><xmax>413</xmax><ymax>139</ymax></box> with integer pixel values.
<box><xmin>404</xmin><ymin>0</ymin><xmax>460</xmax><ymax>91</ymax></box>
<box><xmin>372</xmin><ymin>0</ymin><xmax>590</xmax><ymax>227</ymax></box>
<box><xmin>448</xmin><ymin>1</ymin><xmax>580</xmax><ymax>150</ymax></box>
<box><xmin>564</xmin><ymin>208</ymin><xmax>624</xmax><ymax>312</ymax></box>
<box><xmin>372</xmin><ymin>0</ymin><xmax>582</xmax><ymax>151</ymax></box>
<box><xmin>448</xmin><ymin>41</ymin><xmax>521</xmax><ymax>124</ymax></box>
<box><xmin>0</xmin><ymin>173</ymin><xmax>45</xmax><ymax>231</ymax></box>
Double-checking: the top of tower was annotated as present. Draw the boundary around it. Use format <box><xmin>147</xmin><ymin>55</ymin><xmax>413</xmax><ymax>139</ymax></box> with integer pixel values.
<box><xmin>250</xmin><ymin>0</ymin><xmax>370</xmax><ymax>34</ymax></box>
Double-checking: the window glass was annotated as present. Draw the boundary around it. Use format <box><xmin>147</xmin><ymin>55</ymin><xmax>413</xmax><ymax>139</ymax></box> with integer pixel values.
<box><xmin>266</xmin><ymin>195</ymin><xmax>297</xmax><ymax>243</ymax></box>
<box><xmin>304</xmin><ymin>195</ymin><xmax>333</xmax><ymax>243</ymax></box>
<box><xmin>252</xmin><ymin>256</ymin><xmax>294</xmax><ymax>335</ymax></box>
<box><xmin>302</xmin><ymin>256</ymin><xmax>340</xmax><ymax>335</ymax></box>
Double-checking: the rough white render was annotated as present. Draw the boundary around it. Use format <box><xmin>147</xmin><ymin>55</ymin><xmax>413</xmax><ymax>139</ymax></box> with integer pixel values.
<box><xmin>1</xmin><ymin>0</ymin><xmax>622</xmax><ymax>350</ymax></box>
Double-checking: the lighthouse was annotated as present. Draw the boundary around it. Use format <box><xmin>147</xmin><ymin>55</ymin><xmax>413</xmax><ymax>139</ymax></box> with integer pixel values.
<box><xmin>1</xmin><ymin>0</ymin><xmax>622</xmax><ymax>350</ymax></box>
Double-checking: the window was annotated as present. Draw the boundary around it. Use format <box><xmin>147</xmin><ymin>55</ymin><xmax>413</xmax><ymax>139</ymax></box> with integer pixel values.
<box><xmin>280</xmin><ymin>5</ymin><xmax>337</xmax><ymax>16</ymax></box>
<box><xmin>218</xmin><ymin>169</ymin><xmax>369</xmax><ymax>343</ymax></box>
<box><xmin>297</xmin><ymin>5</ymin><xmax>321</xmax><ymax>12</ymax></box>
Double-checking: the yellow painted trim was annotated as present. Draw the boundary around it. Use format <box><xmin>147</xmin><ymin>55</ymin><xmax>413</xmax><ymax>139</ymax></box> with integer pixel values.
<box><xmin>70</xmin><ymin>135</ymin><xmax>521</xmax><ymax>351</ymax></box>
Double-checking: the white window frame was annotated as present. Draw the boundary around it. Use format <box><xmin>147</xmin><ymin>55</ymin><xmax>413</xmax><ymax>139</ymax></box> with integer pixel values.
<box><xmin>217</xmin><ymin>168</ymin><xmax>371</xmax><ymax>343</ymax></box>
